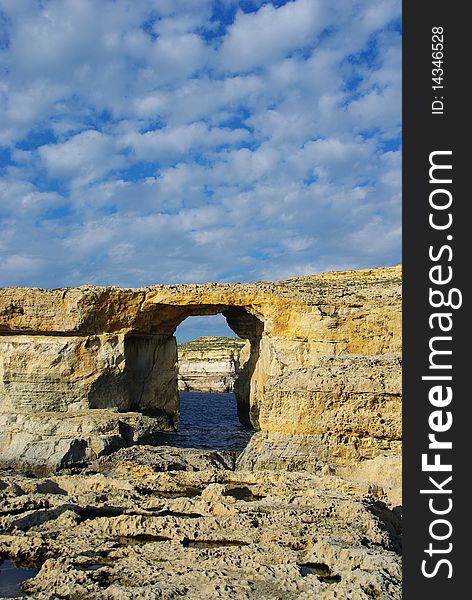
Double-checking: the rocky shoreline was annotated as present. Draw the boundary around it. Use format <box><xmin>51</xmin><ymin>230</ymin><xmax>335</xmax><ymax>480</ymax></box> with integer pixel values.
<box><xmin>0</xmin><ymin>266</ymin><xmax>402</xmax><ymax>598</ymax></box>
<box><xmin>1</xmin><ymin>445</ymin><xmax>401</xmax><ymax>599</ymax></box>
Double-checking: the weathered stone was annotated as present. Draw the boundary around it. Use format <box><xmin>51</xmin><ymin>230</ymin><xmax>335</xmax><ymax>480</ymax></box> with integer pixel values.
<box><xmin>0</xmin><ymin>446</ymin><xmax>401</xmax><ymax>599</ymax></box>
<box><xmin>94</xmin><ymin>444</ymin><xmax>238</xmax><ymax>473</ymax></box>
<box><xmin>0</xmin><ymin>333</ymin><xmax>178</xmax><ymax>417</ymax></box>
<box><xmin>237</xmin><ymin>353</ymin><xmax>401</xmax><ymax>479</ymax></box>
<box><xmin>0</xmin><ymin>411</ymin><xmax>170</xmax><ymax>474</ymax></box>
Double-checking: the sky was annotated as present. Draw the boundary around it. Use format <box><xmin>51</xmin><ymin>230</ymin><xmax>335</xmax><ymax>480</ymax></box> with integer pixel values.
<box><xmin>0</xmin><ymin>0</ymin><xmax>401</xmax><ymax>341</ymax></box>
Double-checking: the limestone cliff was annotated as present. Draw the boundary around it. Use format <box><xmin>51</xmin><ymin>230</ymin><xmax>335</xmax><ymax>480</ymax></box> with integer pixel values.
<box><xmin>177</xmin><ymin>336</ymin><xmax>249</xmax><ymax>393</ymax></box>
<box><xmin>0</xmin><ymin>265</ymin><xmax>402</xmax><ymax>493</ymax></box>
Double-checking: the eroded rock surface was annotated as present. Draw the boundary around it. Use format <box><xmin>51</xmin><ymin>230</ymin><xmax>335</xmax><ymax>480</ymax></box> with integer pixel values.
<box><xmin>0</xmin><ymin>411</ymin><xmax>170</xmax><ymax>475</ymax></box>
<box><xmin>0</xmin><ymin>446</ymin><xmax>401</xmax><ymax>600</ymax></box>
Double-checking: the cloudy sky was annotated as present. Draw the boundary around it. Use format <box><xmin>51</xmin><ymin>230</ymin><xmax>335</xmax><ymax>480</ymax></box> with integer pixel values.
<box><xmin>0</xmin><ymin>0</ymin><xmax>401</xmax><ymax>340</ymax></box>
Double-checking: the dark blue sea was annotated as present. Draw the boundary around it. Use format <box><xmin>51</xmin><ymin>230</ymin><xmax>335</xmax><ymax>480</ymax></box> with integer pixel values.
<box><xmin>151</xmin><ymin>392</ymin><xmax>253</xmax><ymax>452</ymax></box>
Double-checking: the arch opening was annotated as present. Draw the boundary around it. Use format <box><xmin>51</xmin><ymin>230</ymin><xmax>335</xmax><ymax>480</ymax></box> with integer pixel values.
<box><xmin>77</xmin><ymin>303</ymin><xmax>265</xmax><ymax>452</ymax></box>
<box><xmin>137</xmin><ymin>306</ymin><xmax>264</xmax><ymax>452</ymax></box>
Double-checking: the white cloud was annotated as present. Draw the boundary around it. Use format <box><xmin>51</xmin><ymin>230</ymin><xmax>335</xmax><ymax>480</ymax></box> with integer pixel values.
<box><xmin>121</xmin><ymin>123</ymin><xmax>249</xmax><ymax>162</ymax></box>
<box><xmin>38</xmin><ymin>130</ymin><xmax>124</xmax><ymax>185</ymax></box>
<box><xmin>219</xmin><ymin>0</ymin><xmax>327</xmax><ymax>72</ymax></box>
<box><xmin>0</xmin><ymin>0</ymin><xmax>401</xmax><ymax>294</ymax></box>
<box><xmin>149</xmin><ymin>33</ymin><xmax>212</xmax><ymax>81</ymax></box>
<box><xmin>0</xmin><ymin>177</ymin><xmax>64</xmax><ymax>216</ymax></box>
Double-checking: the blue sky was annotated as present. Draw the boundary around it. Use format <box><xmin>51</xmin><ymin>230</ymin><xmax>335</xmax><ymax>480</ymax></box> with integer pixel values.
<box><xmin>0</xmin><ymin>0</ymin><xmax>401</xmax><ymax>341</ymax></box>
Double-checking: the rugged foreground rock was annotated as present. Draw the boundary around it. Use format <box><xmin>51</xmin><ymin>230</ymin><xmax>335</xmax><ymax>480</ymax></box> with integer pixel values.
<box><xmin>177</xmin><ymin>337</ymin><xmax>248</xmax><ymax>393</ymax></box>
<box><xmin>0</xmin><ymin>266</ymin><xmax>402</xmax><ymax>487</ymax></box>
<box><xmin>0</xmin><ymin>446</ymin><xmax>401</xmax><ymax>599</ymax></box>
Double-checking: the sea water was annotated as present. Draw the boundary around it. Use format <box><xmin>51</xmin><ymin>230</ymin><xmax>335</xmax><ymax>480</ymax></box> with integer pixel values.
<box><xmin>150</xmin><ymin>392</ymin><xmax>253</xmax><ymax>451</ymax></box>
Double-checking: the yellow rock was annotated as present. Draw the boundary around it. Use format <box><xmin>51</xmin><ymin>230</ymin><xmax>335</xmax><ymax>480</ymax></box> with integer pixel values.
<box><xmin>0</xmin><ymin>266</ymin><xmax>402</xmax><ymax>482</ymax></box>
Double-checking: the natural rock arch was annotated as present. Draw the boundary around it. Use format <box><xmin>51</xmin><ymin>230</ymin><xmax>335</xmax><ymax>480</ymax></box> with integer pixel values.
<box><xmin>0</xmin><ymin>267</ymin><xmax>402</xmax><ymax>476</ymax></box>
<box><xmin>112</xmin><ymin>303</ymin><xmax>265</xmax><ymax>432</ymax></box>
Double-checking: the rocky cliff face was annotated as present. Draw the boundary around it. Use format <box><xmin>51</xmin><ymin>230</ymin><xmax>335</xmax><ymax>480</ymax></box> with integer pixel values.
<box><xmin>177</xmin><ymin>336</ymin><xmax>248</xmax><ymax>393</ymax></box>
<box><xmin>0</xmin><ymin>266</ymin><xmax>401</xmax><ymax>494</ymax></box>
